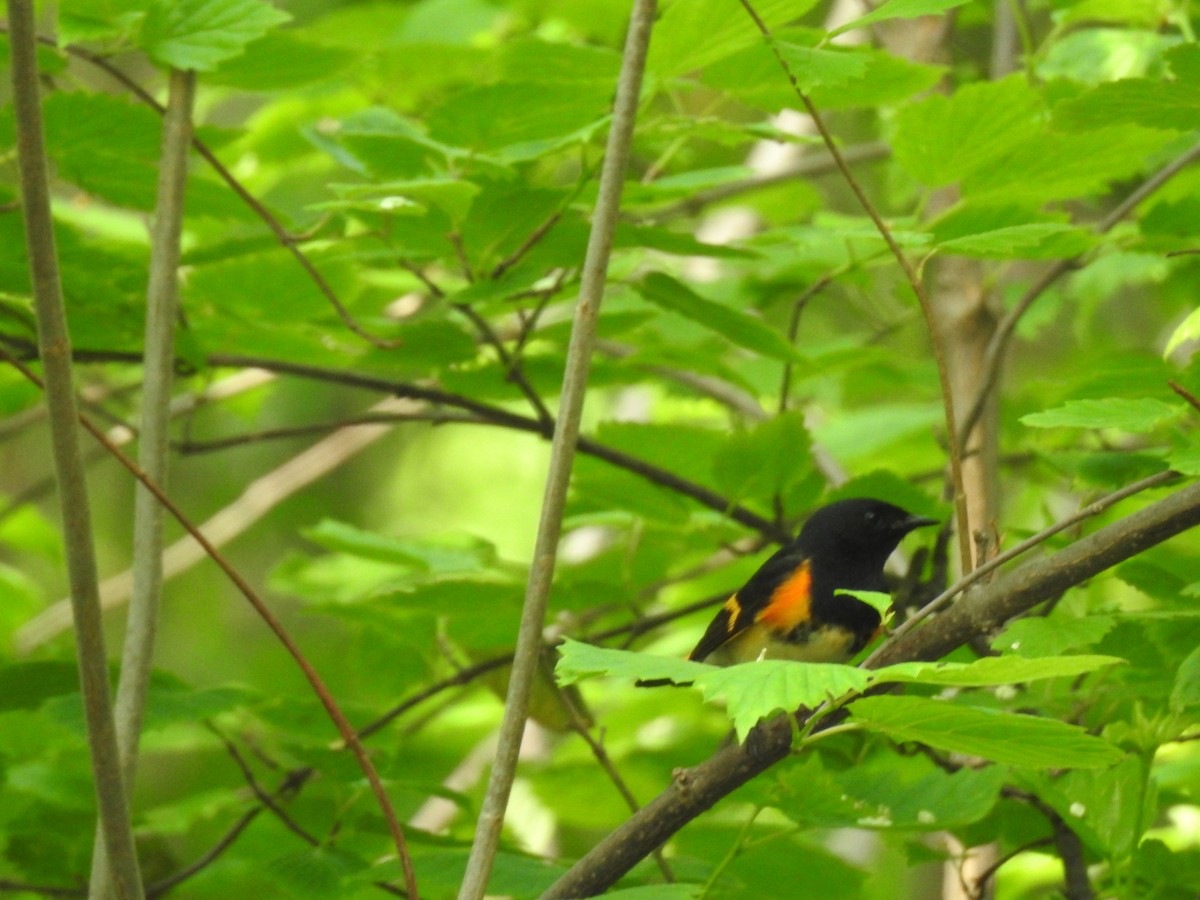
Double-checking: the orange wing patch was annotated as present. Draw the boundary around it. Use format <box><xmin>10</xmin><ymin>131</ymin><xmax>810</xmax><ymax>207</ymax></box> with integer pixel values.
<box><xmin>755</xmin><ymin>559</ymin><xmax>812</xmax><ymax>632</ymax></box>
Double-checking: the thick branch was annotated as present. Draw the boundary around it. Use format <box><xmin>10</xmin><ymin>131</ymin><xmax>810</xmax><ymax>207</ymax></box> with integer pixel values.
<box><xmin>541</xmin><ymin>479</ymin><xmax>1200</xmax><ymax>898</ymax></box>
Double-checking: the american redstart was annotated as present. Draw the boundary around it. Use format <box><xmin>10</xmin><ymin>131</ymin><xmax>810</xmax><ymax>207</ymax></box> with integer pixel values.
<box><xmin>638</xmin><ymin>498</ymin><xmax>936</xmax><ymax>685</ymax></box>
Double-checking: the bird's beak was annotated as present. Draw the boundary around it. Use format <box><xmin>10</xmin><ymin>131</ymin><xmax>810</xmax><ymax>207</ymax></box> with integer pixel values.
<box><xmin>899</xmin><ymin>514</ymin><xmax>938</xmax><ymax>533</ymax></box>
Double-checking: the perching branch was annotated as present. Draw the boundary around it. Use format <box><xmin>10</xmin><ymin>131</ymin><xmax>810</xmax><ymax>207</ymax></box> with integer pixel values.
<box><xmin>457</xmin><ymin>3</ymin><xmax>657</xmax><ymax>896</ymax></box>
<box><xmin>540</xmin><ymin>478</ymin><xmax>1200</xmax><ymax>898</ymax></box>
<box><xmin>5</xmin><ymin>1</ymin><xmax>144</xmax><ymax>896</ymax></box>
<box><xmin>88</xmin><ymin>67</ymin><xmax>195</xmax><ymax>900</ymax></box>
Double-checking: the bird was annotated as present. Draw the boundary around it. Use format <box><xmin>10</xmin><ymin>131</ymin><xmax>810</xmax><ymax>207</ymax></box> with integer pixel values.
<box><xmin>638</xmin><ymin>498</ymin><xmax>936</xmax><ymax>685</ymax></box>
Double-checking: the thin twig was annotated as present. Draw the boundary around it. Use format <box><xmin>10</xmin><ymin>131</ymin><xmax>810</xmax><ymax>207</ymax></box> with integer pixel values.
<box><xmin>90</xmin><ymin>67</ymin><xmax>196</xmax><ymax>900</ymax></box>
<box><xmin>1169</xmin><ymin>379</ymin><xmax>1200</xmax><ymax>416</ymax></box>
<box><xmin>0</xmin><ymin>350</ymin><xmax>420</xmax><ymax>900</ymax></box>
<box><xmin>10</xmin><ymin>31</ymin><xmax>400</xmax><ymax>350</ymax></box>
<box><xmin>457</xmin><ymin>5</ymin><xmax>657</xmax><ymax>894</ymax></box>
<box><xmin>863</xmin><ymin>468</ymin><xmax>1179</xmax><ymax>665</ymax></box>
<box><xmin>143</xmin><ymin>808</ymin><xmax>264</xmax><ymax>899</ymax></box>
<box><xmin>957</xmin><ymin>137</ymin><xmax>1200</xmax><ymax>445</ymax></box>
<box><xmin>736</xmin><ymin>0</ymin><xmax>972</xmax><ymax>574</ymax></box>
<box><xmin>560</xmin><ymin>694</ymin><xmax>675</xmax><ymax>884</ymax></box>
<box><xmin>778</xmin><ymin>273</ymin><xmax>834</xmax><ymax>414</ymax></box>
<box><xmin>6</xmin><ymin>3</ymin><xmax>144</xmax><ymax>896</ymax></box>
<box><xmin>207</xmin><ymin>724</ymin><xmax>321</xmax><ymax>846</ymax></box>
<box><xmin>453</xmin><ymin>303</ymin><xmax>555</xmax><ymax>426</ymax></box>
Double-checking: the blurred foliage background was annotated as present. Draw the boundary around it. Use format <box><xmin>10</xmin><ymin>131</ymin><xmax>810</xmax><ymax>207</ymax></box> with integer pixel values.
<box><xmin>2</xmin><ymin>0</ymin><xmax>1200</xmax><ymax>897</ymax></box>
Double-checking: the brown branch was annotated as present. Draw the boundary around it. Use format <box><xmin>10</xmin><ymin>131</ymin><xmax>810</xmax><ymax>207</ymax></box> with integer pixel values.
<box><xmin>539</xmin><ymin>478</ymin><xmax>1200</xmax><ymax>897</ymax></box>
<box><xmin>957</xmin><ymin>137</ymin><xmax>1200</xmax><ymax>446</ymax></box>
<box><xmin>0</xmin><ymin>340</ymin><xmax>785</xmax><ymax>539</ymax></box>
<box><xmin>636</xmin><ymin>142</ymin><xmax>891</xmax><ymax>222</ymax></box>
<box><xmin>143</xmin><ymin>808</ymin><xmax>264</xmax><ymax>899</ymax></box>
<box><xmin>0</xmin><ymin>350</ymin><xmax>421</xmax><ymax>900</ymax></box>
<box><xmin>1169</xmin><ymin>379</ymin><xmax>1200</xmax><ymax>417</ymax></box>
<box><xmin>864</xmin><ymin>468</ymin><xmax>1180</xmax><ymax>664</ymax></box>
<box><xmin>14</xmin><ymin>32</ymin><xmax>400</xmax><ymax>351</ymax></box>
<box><xmin>452</xmin><ymin>303</ymin><xmax>555</xmax><ymax>426</ymax></box>
<box><xmin>736</xmin><ymin>0</ymin><xmax>972</xmax><ymax>574</ymax></box>
<box><xmin>207</xmin><ymin>724</ymin><xmax>320</xmax><ymax>847</ymax></box>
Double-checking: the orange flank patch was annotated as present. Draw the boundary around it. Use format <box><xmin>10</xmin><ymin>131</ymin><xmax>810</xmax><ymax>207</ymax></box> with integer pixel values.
<box><xmin>756</xmin><ymin>560</ymin><xmax>812</xmax><ymax>631</ymax></box>
<box><xmin>723</xmin><ymin>595</ymin><xmax>742</xmax><ymax>632</ymax></box>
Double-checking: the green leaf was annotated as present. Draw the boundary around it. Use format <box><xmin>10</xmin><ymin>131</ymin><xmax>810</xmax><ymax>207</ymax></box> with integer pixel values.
<box><xmin>703</xmin><ymin>662</ymin><xmax>870</xmax><ymax>741</ymax></box>
<box><xmin>555</xmin><ymin>640</ymin><xmax>869</xmax><ymax>741</ymax></box>
<box><xmin>849</xmin><ymin>696</ymin><xmax>1126</xmax><ymax>768</ymax></box>
<box><xmin>1170</xmin><ymin>645</ymin><xmax>1200</xmax><ymax>713</ymax></box>
<box><xmin>893</xmin><ymin>76</ymin><xmax>1044</xmax><ymax>186</ymax></box>
<box><xmin>1055</xmin><ymin>45</ymin><xmax>1200</xmax><ymax>132</ymax></box>
<box><xmin>875</xmin><ymin>654</ymin><xmax>1125</xmax><ymax>687</ymax></box>
<box><xmin>838</xmin><ymin>589</ymin><xmax>892</xmax><ymax>617</ymax></box>
<box><xmin>712</xmin><ymin>411</ymin><xmax>813</xmax><ymax>505</ymax></box>
<box><xmin>555</xmin><ymin>638</ymin><xmax>711</xmax><ymax>686</ymax></box>
<box><xmin>637</xmin><ymin>273</ymin><xmax>800</xmax><ymax>361</ymax></box>
<box><xmin>648</xmin><ymin>0</ymin><xmax>820</xmax><ymax>77</ymax></box>
<box><xmin>1167</xmin><ymin>445</ymin><xmax>1200</xmax><ymax>476</ymax></box>
<box><xmin>142</xmin><ymin>0</ymin><xmax>291</xmax><ymax>71</ymax></box>
<box><xmin>1021</xmin><ymin>397</ymin><xmax>1179</xmax><ymax>431</ymax></box>
<box><xmin>1019</xmin><ymin>756</ymin><xmax>1148</xmax><ymax>857</ymax></box>
<box><xmin>829</xmin><ymin>0</ymin><xmax>972</xmax><ymax>38</ymax></box>
<box><xmin>774</xmin><ymin>43</ymin><xmax>870</xmax><ymax>91</ymax></box>
<box><xmin>991</xmin><ymin>615</ymin><xmax>1118</xmax><ymax>657</ymax></box>
<box><xmin>206</xmin><ymin>30</ymin><xmax>354</xmax><ymax>89</ymax></box>
<box><xmin>324</xmin><ymin>179</ymin><xmax>481</xmax><ymax>223</ymax></box>
<box><xmin>965</xmin><ymin>125</ymin><xmax>1174</xmax><ymax>201</ymax></box>
<box><xmin>0</xmin><ymin>662</ymin><xmax>80</xmax><ymax>712</ymax></box>
<box><xmin>1164</xmin><ymin>308</ymin><xmax>1200</xmax><ymax>358</ymax></box>
<box><xmin>427</xmin><ymin>82</ymin><xmax>612</xmax><ymax>159</ymax></box>
<box><xmin>937</xmin><ymin>223</ymin><xmax>1091</xmax><ymax>259</ymax></box>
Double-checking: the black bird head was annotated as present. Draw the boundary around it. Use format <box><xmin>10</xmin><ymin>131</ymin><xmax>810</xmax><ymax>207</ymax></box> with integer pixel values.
<box><xmin>797</xmin><ymin>497</ymin><xmax>937</xmax><ymax>573</ymax></box>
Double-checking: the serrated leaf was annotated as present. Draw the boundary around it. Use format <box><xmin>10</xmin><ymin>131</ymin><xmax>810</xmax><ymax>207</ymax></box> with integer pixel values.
<box><xmin>142</xmin><ymin>0</ymin><xmax>290</xmax><ymax>71</ymax></box>
<box><xmin>303</xmin><ymin>521</ymin><xmax>496</xmax><ymax>573</ymax></box>
<box><xmin>893</xmin><ymin>76</ymin><xmax>1044</xmax><ymax>186</ymax></box>
<box><xmin>991</xmin><ymin>615</ymin><xmax>1118</xmax><ymax>657</ymax></box>
<box><xmin>702</xmin><ymin>662</ymin><xmax>871</xmax><ymax>741</ymax></box>
<box><xmin>327</xmin><ymin>179</ymin><xmax>481</xmax><ymax>222</ymax></box>
<box><xmin>774</xmin><ymin>44</ymin><xmax>870</xmax><ymax>91</ymax></box>
<box><xmin>1170</xmin><ymin>645</ymin><xmax>1200</xmax><ymax>714</ymax></box>
<box><xmin>555</xmin><ymin>638</ymin><xmax>711</xmax><ymax>686</ymax></box>
<box><xmin>937</xmin><ymin>223</ymin><xmax>1091</xmax><ymax>258</ymax></box>
<box><xmin>1021</xmin><ymin>398</ymin><xmax>1179</xmax><ymax>432</ymax></box>
<box><xmin>1164</xmin><ymin>308</ymin><xmax>1200</xmax><ymax>357</ymax></box>
<box><xmin>849</xmin><ymin>696</ymin><xmax>1125</xmax><ymax>768</ymax></box>
<box><xmin>648</xmin><ymin>0</ymin><xmax>820</xmax><ymax>77</ymax></box>
<box><xmin>712</xmin><ymin>411</ymin><xmax>813</xmax><ymax>505</ymax></box>
<box><xmin>829</xmin><ymin>0</ymin><xmax>972</xmax><ymax>38</ymax></box>
<box><xmin>875</xmin><ymin>654</ymin><xmax>1125</xmax><ymax>687</ymax></box>
<box><xmin>637</xmin><ymin>273</ymin><xmax>800</xmax><ymax>361</ymax></box>
<box><xmin>965</xmin><ymin>125</ymin><xmax>1174</xmax><ymax>201</ymax></box>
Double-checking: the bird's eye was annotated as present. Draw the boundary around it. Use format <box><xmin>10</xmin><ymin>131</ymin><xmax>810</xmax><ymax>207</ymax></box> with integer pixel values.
<box><xmin>864</xmin><ymin>510</ymin><xmax>878</xmax><ymax>524</ymax></box>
